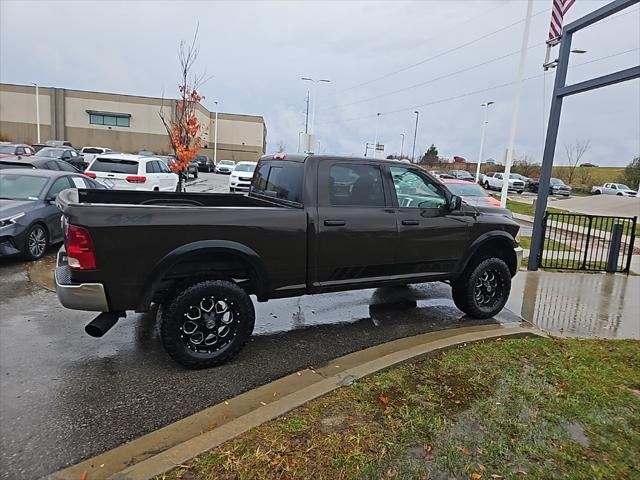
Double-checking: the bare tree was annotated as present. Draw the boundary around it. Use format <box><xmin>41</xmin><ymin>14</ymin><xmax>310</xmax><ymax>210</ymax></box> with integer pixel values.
<box><xmin>512</xmin><ymin>154</ymin><xmax>540</xmax><ymax>178</ymax></box>
<box><xmin>564</xmin><ymin>139</ymin><xmax>590</xmax><ymax>184</ymax></box>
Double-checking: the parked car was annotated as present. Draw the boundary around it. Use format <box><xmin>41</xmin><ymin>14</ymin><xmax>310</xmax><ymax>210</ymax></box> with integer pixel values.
<box><xmin>196</xmin><ymin>155</ymin><xmax>215</xmax><ymax>172</ymax></box>
<box><xmin>483</xmin><ymin>172</ymin><xmax>525</xmax><ymax>193</ymax></box>
<box><xmin>229</xmin><ymin>161</ymin><xmax>257</xmax><ymax>192</ymax></box>
<box><xmin>0</xmin><ymin>143</ymin><xmax>36</xmax><ymax>158</ymax></box>
<box><xmin>37</xmin><ymin>147</ymin><xmax>86</xmax><ymax>171</ymax></box>
<box><xmin>215</xmin><ymin>159</ymin><xmax>235</xmax><ymax>174</ymax></box>
<box><xmin>0</xmin><ymin>169</ymin><xmax>104</xmax><ymax>260</ymax></box>
<box><xmin>0</xmin><ymin>155</ymin><xmax>82</xmax><ymax>172</ymax></box>
<box><xmin>80</xmin><ymin>147</ymin><xmax>113</xmax><ymax>166</ymax></box>
<box><xmin>510</xmin><ymin>173</ymin><xmax>529</xmax><ymax>184</ymax></box>
<box><xmin>528</xmin><ymin>177</ymin><xmax>572</xmax><ymax>196</ymax></box>
<box><xmin>449</xmin><ymin>170</ymin><xmax>475</xmax><ymax>182</ymax></box>
<box><xmin>440</xmin><ymin>179</ymin><xmax>502</xmax><ymax>208</ymax></box>
<box><xmin>31</xmin><ymin>144</ymin><xmax>47</xmax><ymax>152</ymax></box>
<box><xmin>591</xmin><ymin>183</ymin><xmax>637</xmax><ymax>197</ymax></box>
<box><xmin>137</xmin><ymin>150</ymin><xmax>156</xmax><ymax>156</ymax></box>
<box><xmin>55</xmin><ymin>153</ymin><xmax>522</xmax><ymax>368</ymax></box>
<box><xmin>84</xmin><ymin>154</ymin><xmax>178</xmax><ymax>191</ymax></box>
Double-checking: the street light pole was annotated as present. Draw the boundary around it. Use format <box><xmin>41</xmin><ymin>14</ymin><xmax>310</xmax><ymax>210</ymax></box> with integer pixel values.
<box><xmin>297</xmin><ymin>131</ymin><xmax>304</xmax><ymax>152</ymax></box>
<box><xmin>31</xmin><ymin>82</ymin><xmax>40</xmax><ymax>143</ymax></box>
<box><xmin>411</xmin><ymin>111</ymin><xmax>419</xmax><ymax>163</ymax></box>
<box><xmin>475</xmin><ymin>101</ymin><xmax>494</xmax><ymax>182</ymax></box>
<box><xmin>301</xmin><ymin>77</ymin><xmax>330</xmax><ymax>152</ymax></box>
<box><xmin>373</xmin><ymin>113</ymin><xmax>381</xmax><ymax>159</ymax></box>
<box><xmin>400</xmin><ymin>133</ymin><xmax>405</xmax><ymax>158</ymax></box>
<box><xmin>213</xmin><ymin>101</ymin><xmax>219</xmax><ymax>165</ymax></box>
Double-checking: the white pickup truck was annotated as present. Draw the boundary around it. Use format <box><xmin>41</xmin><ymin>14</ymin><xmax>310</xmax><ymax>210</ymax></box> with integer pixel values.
<box><xmin>591</xmin><ymin>183</ymin><xmax>637</xmax><ymax>197</ymax></box>
<box><xmin>482</xmin><ymin>172</ymin><xmax>525</xmax><ymax>194</ymax></box>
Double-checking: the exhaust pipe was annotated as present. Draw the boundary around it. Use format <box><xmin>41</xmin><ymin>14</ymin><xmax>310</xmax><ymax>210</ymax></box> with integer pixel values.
<box><xmin>85</xmin><ymin>312</ymin><xmax>125</xmax><ymax>337</ymax></box>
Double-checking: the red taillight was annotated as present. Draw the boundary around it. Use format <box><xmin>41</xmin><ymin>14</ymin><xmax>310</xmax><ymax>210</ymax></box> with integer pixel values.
<box><xmin>273</xmin><ymin>153</ymin><xmax>286</xmax><ymax>160</ymax></box>
<box><xmin>126</xmin><ymin>176</ymin><xmax>147</xmax><ymax>183</ymax></box>
<box><xmin>84</xmin><ymin>172</ymin><xmax>97</xmax><ymax>179</ymax></box>
<box><xmin>66</xmin><ymin>225</ymin><xmax>97</xmax><ymax>270</ymax></box>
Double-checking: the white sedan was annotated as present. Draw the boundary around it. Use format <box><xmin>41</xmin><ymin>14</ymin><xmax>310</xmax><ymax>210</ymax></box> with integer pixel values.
<box><xmin>229</xmin><ymin>162</ymin><xmax>257</xmax><ymax>192</ymax></box>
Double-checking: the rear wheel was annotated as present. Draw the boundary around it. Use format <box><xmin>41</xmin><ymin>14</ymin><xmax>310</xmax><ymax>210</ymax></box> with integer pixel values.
<box><xmin>594</xmin><ymin>190</ymin><xmax>601</xmax><ymax>195</ymax></box>
<box><xmin>161</xmin><ymin>279</ymin><xmax>255</xmax><ymax>369</ymax></box>
<box><xmin>484</xmin><ymin>181</ymin><xmax>490</xmax><ymax>190</ymax></box>
<box><xmin>23</xmin><ymin>224</ymin><xmax>48</xmax><ymax>260</ymax></box>
<box><xmin>617</xmin><ymin>192</ymin><xmax>623</xmax><ymax>196</ymax></box>
<box><xmin>452</xmin><ymin>257</ymin><xmax>511</xmax><ymax>319</ymax></box>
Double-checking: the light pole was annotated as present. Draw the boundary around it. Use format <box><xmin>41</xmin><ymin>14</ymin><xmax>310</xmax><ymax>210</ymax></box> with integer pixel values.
<box><xmin>297</xmin><ymin>131</ymin><xmax>304</xmax><ymax>152</ymax></box>
<box><xmin>213</xmin><ymin>100</ymin><xmax>219</xmax><ymax>165</ymax></box>
<box><xmin>475</xmin><ymin>101</ymin><xmax>494</xmax><ymax>182</ymax></box>
<box><xmin>373</xmin><ymin>113</ymin><xmax>381</xmax><ymax>159</ymax></box>
<box><xmin>301</xmin><ymin>77</ymin><xmax>331</xmax><ymax>138</ymax></box>
<box><xmin>400</xmin><ymin>133</ymin><xmax>405</xmax><ymax>158</ymax></box>
<box><xmin>411</xmin><ymin>111</ymin><xmax>419</xmax><ymax>163</ymax></box>
<box><xmin>31</xmin><ymin>82</ymin><xmax>40</xmax><ymax>143</ymax></box>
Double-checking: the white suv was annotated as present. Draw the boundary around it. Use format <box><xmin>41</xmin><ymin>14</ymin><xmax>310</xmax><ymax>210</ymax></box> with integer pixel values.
<box><xmin>229</xmin><ymin>162</ymin><xmax>257</xmax><ymax>192</ymax></box>
<box><xmin>80</xmin><ymin>146</ymin><xmax>113</xmax><ymax>166</ymax></box>
<box><xmin>84</xmin><ymin>154</ymin><xmax>178</xmax><ymax>191</ymax></box>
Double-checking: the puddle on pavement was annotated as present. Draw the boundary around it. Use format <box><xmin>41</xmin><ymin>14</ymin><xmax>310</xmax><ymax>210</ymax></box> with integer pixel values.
<box><xmin>254</xmin><ymin>282</ymin><xmax>522</xmax><ymax>335</ymax></box>
<box><xmin>508</xmin><ymin>271</ymin><xmax>640</xmax><ymax>339</ymax></box>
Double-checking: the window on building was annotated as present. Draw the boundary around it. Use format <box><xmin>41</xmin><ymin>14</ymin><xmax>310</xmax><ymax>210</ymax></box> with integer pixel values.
<box><xmin>88</xmin><ymin>112</ymin><xmax>130</xmax><ymax>127</ymax></box>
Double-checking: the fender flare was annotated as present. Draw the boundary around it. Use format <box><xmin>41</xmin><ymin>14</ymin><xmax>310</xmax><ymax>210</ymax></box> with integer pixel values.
<box><xmin>456</xmin><ymin>231</ymin><xmax>518</xmax><ymax>276</ymax></box>
<box><xmin>138</xmin><ymin>240</ymin><xmax>269</xmax><ymax>310</ymax></box>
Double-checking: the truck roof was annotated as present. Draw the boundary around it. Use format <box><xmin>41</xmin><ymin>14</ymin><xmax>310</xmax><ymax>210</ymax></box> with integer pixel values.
<box><xmin>259</xmin><ymin>153</ymin><xmax>415</xmax><ymax>166</ymax></box>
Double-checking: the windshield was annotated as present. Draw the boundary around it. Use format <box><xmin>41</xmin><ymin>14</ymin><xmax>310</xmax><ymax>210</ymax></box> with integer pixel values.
<box><xmin>550</xmin><ymin>178</ymin><xmax>565</xmax><ymax>185</ymax></box>
<box><xmin>234</xmin><ymin>163</ymin><xmax>256</xmax><ymax>173</ymax></box>
<box><xmin>617</xmin><ymin>184</ymin><xmax>631</xmax><ymax>190</ymax></box>
<box><xmin>38</xmin><ymin>147</ymin><xmax>65</xmax><ymax>158</ymax></box>
<box><xmin>0</xmin><ymin>145</ymin><xmax>16</xmax><ymax>154</ymax></box>
<box><xmin>0</xmin><ymin>174</ymin><xmax>49</xmax><ymax>200</ymax></box>
<box><xmin>445</xmin><ymin>183</ymin><xmax>488</xmax><ymax>197</ymax></box>
<box><xmin>89</xmin><ymin>158</ymin><xmax>139</xmax><ymax>174</ymax></box>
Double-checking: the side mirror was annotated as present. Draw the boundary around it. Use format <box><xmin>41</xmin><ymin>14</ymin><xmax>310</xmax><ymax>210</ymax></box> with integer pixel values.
<box><xmin>449</xmin><ymin>195</ymin><xmax>462</xmax><ymax>210</ymax></box>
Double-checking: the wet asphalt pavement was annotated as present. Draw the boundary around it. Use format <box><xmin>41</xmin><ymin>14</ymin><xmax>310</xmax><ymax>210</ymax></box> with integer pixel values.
<box><xmin>0</xmin><ymin>252</ymin><xmax>521</xmax><ymax>480</ymax></box>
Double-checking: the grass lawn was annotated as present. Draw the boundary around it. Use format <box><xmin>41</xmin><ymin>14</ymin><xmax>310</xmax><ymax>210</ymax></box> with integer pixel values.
<box><xmin>160</xmin><ymin>337</ymin><xmax>640</xmax><ymax>480</ymax></box>
<box><xmin>519</xmin><ymin>235</ymin><xmax>575</xmax><ymax>252</ymax></box>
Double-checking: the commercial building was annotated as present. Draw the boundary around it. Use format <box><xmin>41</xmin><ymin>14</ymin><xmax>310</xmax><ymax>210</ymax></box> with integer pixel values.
<box><xmin>0</xmin><ymin>83</ymin><xmax>266</xmax><ymax>162</ymax></box>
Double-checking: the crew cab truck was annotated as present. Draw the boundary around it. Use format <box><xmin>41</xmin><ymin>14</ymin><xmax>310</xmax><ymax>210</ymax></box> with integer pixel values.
<box><xmin>483</xmin><ymin>172</ymin><xmax>525</xmax><ymax>194</ymax></box>
<box><xmin>591</xmin><ymin>183</ymin><xmax>637</xmax><ymax>197</ymax></box>
<box><xmin>55</xmin><ymin>154</ymin><xmax>523</xmax><ymax>369</ymax></box>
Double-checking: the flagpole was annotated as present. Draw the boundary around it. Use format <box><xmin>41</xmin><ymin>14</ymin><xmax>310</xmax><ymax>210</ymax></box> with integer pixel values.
<box><xmin>500</xmin><ymin>0</ymin><xmax>533</xmax><ymax>208</ymax></box>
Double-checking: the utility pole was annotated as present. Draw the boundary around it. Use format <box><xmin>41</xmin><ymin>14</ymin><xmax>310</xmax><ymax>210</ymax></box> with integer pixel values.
<box><xmin>475</xmin><ymin>101</ymin><xmax>494</xmax><ymax>182</ymax></box>
<box><xmin>304</xmin><ymin>90</ymin><xmax>310</xmax><ymax>134</ymax></box>
<box><xmin>400</xmin><ymin>133</ymin><xmax>405</xmax><ymax>158</ymax></box>
<box><xmin>301</xmin><ymin>77</ymin><xmax>331</xmax><ymax>153</ymax></box>
<box><xmin>411</xmin><ymin>111</ymin><xmax>419</xmax><ymax>163</ymax></box>
<box><xmin>500</xmin><ymin>0</ymin><xmax>533</xmax><ymax>207</ymax></box>
<box><xmin>373</xmin><ymin>113</ymin><xmax>381</xmax><ymax>159</ymax></box>
<box><xmin>31</xmin><ymin>82</ymin><xmax>40</xmax><ymax>143</ymax></box>
<box><xmin>213</xmin><ymin>100</ymin><xmax>219</xmax><ymax>165</ymax></box>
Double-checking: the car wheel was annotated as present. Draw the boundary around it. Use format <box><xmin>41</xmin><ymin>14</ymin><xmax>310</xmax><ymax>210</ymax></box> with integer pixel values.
<box><xmin>451</xmin><ymin>257</ymin><xmax>511</xmax><ymax>319</ymax></box>
<box><xmin>24</xmin><ymin>223</ymin><xmax>48</xmax><ymax>260</ymax></box>
<box><xmin>484</xmin><ymin>181</ymin><xmax>490</xmax><ymax>190</ymax></box>
<box><xmin>229</xmin><ymin>187</ymin><xmax>234</xmax><ymax>192</ymax></box>
<box><xmin>161</xmin><ymin>279</ymin><xmax>255</xmax><ymax>369</ymax></box>
<box><xmin>594</xmin><ymin>190</ymin><xmax>601</xmax><ymax>195</ymax></box>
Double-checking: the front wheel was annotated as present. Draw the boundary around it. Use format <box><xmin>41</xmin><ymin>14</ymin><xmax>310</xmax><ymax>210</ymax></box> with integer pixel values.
<box><xmin>24</xmin><ymin>223</ymin><xmax>48</xmax><ymax>260</ymax></box>
<box><xmin>451</xmin><ymin>257</ymin><xmax>511</xmax><ymax>319</ymax></box>
<box><xmin>484</xmin><ymin>181</ymin><xmax>490</xmax><ymax>190</ymax></box>
<box><xmin>161</xmin><ymin>279</ymin><xmax>255</xmax><ymax>369</ymax></box>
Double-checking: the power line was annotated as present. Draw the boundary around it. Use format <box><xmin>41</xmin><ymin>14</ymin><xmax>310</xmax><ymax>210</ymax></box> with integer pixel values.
<box><xmin>326</xmin><ymin>6</ymin><xmax>550</xmax><ymax>97</ymax></box>
<box><xmin>339</xmin><ymin>47</ymin><xmax>640</xmax><ymax>124</ymax></box>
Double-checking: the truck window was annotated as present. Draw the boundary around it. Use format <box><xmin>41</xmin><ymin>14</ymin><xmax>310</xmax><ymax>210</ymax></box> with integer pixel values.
<box><xmin>390</xmin><ymin>166</ymin><xmax>447</xmax><ymax>209</ymax></box>
<box><xmin>328</xmin><ymin>164</ymin><xmax>385</xmax><ymax>207</ymax></box>
<box><xmin>251</xmin><ymin>161</ymin><xmax>304</xmax><ymax>205</ymax></box>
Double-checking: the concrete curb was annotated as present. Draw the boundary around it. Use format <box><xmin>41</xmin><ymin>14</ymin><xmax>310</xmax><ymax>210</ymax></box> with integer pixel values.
<box><xmin>50</xmin><ymin>323</ymin><xmax>541</xmax><ymax>480</ymax></box>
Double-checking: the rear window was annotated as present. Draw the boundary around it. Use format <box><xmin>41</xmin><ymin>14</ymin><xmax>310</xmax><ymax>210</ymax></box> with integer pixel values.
<box><xmin>82</xmin><ymin>147</ymin><xmax>104</xmax><ymax>154</ymax></box>
<box><xmin>90</xmin><ymin>158</ymin><xmax>139</xmax><ymax>174</ymax></box>
<box><xmin>251</xmin><ymin>161</ymin><xmax>304</xmax><ymax>205</ymax></box>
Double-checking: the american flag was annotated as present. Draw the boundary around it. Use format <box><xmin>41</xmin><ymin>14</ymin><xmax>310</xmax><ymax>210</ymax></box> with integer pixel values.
<box><xmin>549</xmin><ymin>0</ymin><xmax>576</xmax><ymax>40</ymax></box>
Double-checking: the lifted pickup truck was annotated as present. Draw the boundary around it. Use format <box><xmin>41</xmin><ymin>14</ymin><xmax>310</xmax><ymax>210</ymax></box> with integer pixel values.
<box><xmin>55</xmin><ymin>154</ymin><xmax>523</xmax><ymax>368</ymax></box>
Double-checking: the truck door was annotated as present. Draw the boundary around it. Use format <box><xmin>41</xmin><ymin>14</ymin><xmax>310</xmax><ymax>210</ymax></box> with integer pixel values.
<box><xmin>314</xmin><ymin>160</ymin><xmax>397</xmax><ymax>287</ymax></box>
<box><xmin>389</xmin><ymin>166</ymin><xmax>470</xmax><ymax>276</ymax></box>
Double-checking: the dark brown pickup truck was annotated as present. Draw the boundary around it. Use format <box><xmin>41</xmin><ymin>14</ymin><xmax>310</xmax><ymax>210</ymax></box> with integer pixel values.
<box><xmin>55</xmin><ymin>153</ymin><xmax>522</xmax><ymax>368</ymax></box>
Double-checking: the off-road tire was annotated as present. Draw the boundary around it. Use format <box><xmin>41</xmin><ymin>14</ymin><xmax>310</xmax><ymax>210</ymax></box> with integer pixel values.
<box><xmin>451</xmin><ymin>257</ymin><xmax>511</xmax><ymax>319</ymax></box>
<box><xmin>161</xmin><ymin>279</ymin><xmax>255</xmax><ymax>369</ymax></box>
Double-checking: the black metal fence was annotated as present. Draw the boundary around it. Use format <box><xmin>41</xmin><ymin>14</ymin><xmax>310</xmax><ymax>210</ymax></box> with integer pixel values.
<box><xmin>538</xmin><ymin>212</ymin><xmax>637</xmax><ymax>273</ymax></box>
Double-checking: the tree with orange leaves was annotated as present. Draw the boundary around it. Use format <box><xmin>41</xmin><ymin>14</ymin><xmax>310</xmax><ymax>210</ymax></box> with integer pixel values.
<box><xmin>159</xmin><ymin>26</ymin><xmax>207</xmax><ymax>192</ymax></box>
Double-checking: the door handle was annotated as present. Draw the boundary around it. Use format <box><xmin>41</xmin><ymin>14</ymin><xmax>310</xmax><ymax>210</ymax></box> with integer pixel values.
<box><xmin>402</xmin><ymin>219</ymin><xmax>420</xmax><ymax>226</ymax></box>
<box><xmin>324</xmin><ymin>219</ymin><xmax>346</xmax><ymax>226</ymax></box>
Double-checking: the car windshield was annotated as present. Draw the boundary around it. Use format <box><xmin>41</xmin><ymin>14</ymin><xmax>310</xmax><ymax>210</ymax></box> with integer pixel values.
<box><xmin>456</xmin><ymin>171</ymin><xmax>473</xmax><ymax>178</ymax></box>
<box><xmin>0</xmin><ymin>173</ymin><xmax>49</xmax><ymax>200</ymax></box>
<box><xmin>234</xmin><ymin>164</ymin><xmax>256</xmax><ymax>173</ymax></box>
<box><xmin>445</xmin><ymin>183</ymin><xmax>488</xmax><ymax>197</ymax></box>
<box><xmin>220</xmin><ymin>161</ymin><xmax>234</xmax><ymax>166</ymax></box>
<box><xmin>550</xmin><ymin>178</ymin><xmax>565</xmax><ymax>185</ymax></box>
<box><xmin>0</xmin><ymin>145</ymin><xmax>16</xmax><ymax>154</ymax></box>
<box><xmin>90</xmin><ymin>158</ymin><xmax>139</xmax><ymax>174</ymax></box>
<box><xmin>510</xmin><ymin>174</ymin><xmax>524</xmax><ymax>179</ymax></box>
<box><xmin>617</xmin><ymin>184</ymin><xmax>631</xmax><ymax>190</ymax></box>
<box><xmin>38</xmin><ymin>147</ymin><xmax>65</xmax><ymax>158</ymax></box>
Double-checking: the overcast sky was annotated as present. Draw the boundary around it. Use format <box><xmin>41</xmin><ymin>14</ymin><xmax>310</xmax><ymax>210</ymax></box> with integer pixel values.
<box><xmin>1</xmin><ymin>0</ymin><xmax>638</xmax><ymax>166</ymax></box>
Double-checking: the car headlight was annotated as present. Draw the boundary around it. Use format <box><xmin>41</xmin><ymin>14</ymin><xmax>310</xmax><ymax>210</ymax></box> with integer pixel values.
<box><xmin>0</xmin><ymin>213</ymin><xmax>25</xmax><ymax>228</ymax></box>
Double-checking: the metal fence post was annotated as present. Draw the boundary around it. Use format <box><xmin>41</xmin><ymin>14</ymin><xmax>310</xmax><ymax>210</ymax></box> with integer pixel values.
<box><xmin>581</xmin><ymin>215</ymin><xmax>593</xmax><ymax>270</ymax></box>
<box><xmin>537</xmin><ymin>211</ymin><xmax>549</xmax><ymax>268</ymax></box>
<box><xmin>606</xmin><ymin>223</ymin><xmax>624</xmax><ymax>273</ymax></box>
<box><xmin>625</xmin><ymin>216</ymin><xmax>637</xmax><ymax>273</ymax></box>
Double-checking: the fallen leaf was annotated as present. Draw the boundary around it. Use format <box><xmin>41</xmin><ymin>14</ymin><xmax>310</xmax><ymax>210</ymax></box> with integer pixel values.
<box><xmin>490</xmin><ymin>475</ymin><xmax>504</xmax><ymax>480</ymax></box>
<box><xmin>458</xmin><ymin>446</ymin><xmax>471</xmax><ymax>456</ymax></box>
<box><xmin>297</xmin><ymin>372</ymin><xmax>302</xmax><ymax>376</ymax></box>
<box><xmin>379</xmin><ymin>396</ymin><xmax>389</xmax><ymax>404</ymax></box>
<box><xmin>222</xmin><ymin>415</ymin><xmax>229</xmax><ymax>421</ymax></box>
<box><xmin>424</xmin><ymin>444</ymin><xmax>433</xmax><ymax>452</ymax></box>
<box><xmin>260</xmin><ymin>401</ymin><xmax>267</xmax><ymax>406</ymax></box>
<box><xmin>224</xmin><ymin>401</ymin><xmax>229</xmax><ymax>405</ymax></box>
<box><xmin>387</xmin><ymin>467</ymin><xmax>397</xmax><ymax>477</ymax></box>
<box><xmin>384</xmin><ymin>407</ymin><xmax>393</xmax><ymax>415</ymax></box>
<box><xmin>208</xmin><ymin>422</ymin><xmax>217</xmax><ymax>430</ymax></box>
<box><xmin>80</xmin><ymin>472</ymin><xmax>87</xmax><ymax>480</ymax></box>
<box><xmin>478</xmin><ymin>464</ymin><xmax>486</xmax><ymax>471</ymax></box>
<box><xmin>471</xmin><ymin>473</ymin><xmax>482</xmax><ymax>479</ymax></box>
<box><xmin>454</xmin><ymin>399</ymin><xmax>462</xmax><ymax>404</ymax></box>
<box><xmin>347</xmin><ymin>415</ymin><xmax>357</xmax><ymax>421</ymax></box>
<box><xmin>516</xmin><ymin>471</ymin><xmax>528</xmax><ymax>476</ymax></box>
<box><xmin>273</xmin><ymin>392</ymin><xmax>278</xmax><ymax>397</ymax></box>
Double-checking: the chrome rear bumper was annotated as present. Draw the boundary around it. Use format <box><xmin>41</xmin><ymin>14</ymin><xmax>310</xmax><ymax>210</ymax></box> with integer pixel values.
<box><xmin>55</xmin><ymin>249</ymin><xmax>108</xmax><ymax>311</ymax></box>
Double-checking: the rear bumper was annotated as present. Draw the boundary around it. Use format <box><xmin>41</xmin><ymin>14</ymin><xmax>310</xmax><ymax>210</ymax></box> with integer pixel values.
<box><xmin>55</xmin><ymin>250</ymin><xmax>108</xmax><ymax>311</ymax></box>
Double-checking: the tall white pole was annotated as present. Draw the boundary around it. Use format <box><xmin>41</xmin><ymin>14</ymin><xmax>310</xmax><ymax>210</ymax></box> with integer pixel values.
<box><xmin>500</xmin><ymin>0</ymin><xmax>533</xmax><ymax>208</ymax></box>
<box><xmin>400</xmin><ymin>133</ymin><xmax>405</xmax><ymax>158</ymax></box>
<box><xmin>475</xmin><ymin>102</ymin><xmax>494</xmax><ymax>182</ymax></box>
<box><xmin>213</xmin><ymin>101</ymin><xmax>219</xmax><ymax>165</ymax></box>
<box><xmin>32</xmin><ymin>83</ymin><xmax>41</xmax><ymax>143</ymax></box>
<box><xmin>373</xmin><ymin>113</ymin><xmax>381</xmax><ymax>159</ymax></box>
